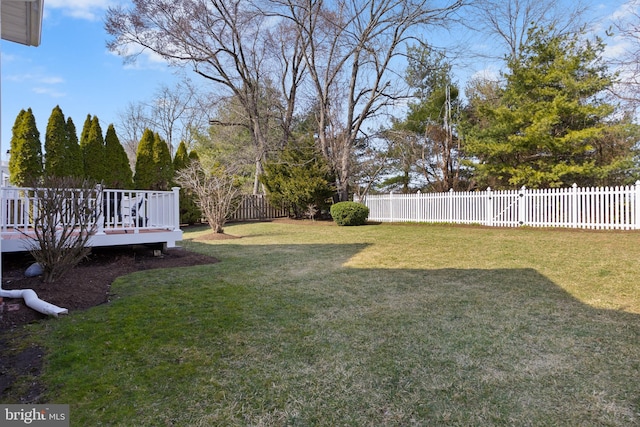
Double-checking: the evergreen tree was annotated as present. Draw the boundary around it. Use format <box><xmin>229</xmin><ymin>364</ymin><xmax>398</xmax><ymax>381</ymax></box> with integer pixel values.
<box><xmin>80</xmin><ymin>114</ymin><xmax>92</xmax><ymax>146</ymax></box>
<box><xmin>188</xmin><ymin>150</ymin><xmax>200</xmax><ymax>162</ymax></box>
<box><xmin>260</xmin><ymin>136</ymin><xmax>335</xmax><ymax>218</ymax></box>
<box><xmin>465</xmin><ymin>27</ymin><xmax>639</xmax><ymax>188</ymax></box>
<box><xmin>44</xmin><ymin>105</ymin><xmax>68</xmax><ymax>177</ymax></box>
<box><xmin>82</xmin><ymin>116</ymin><xmax>106</xmax><ymax>181</ymax></box>
<box><xmin>152</xmin><ymin>133</ymin><xmax>174</xmax><ymax>190</ymax></box>
<box><xmin>9</xmin><ymin>108</ymin><xmax>43</xmax><ymax>186</ymax></box>
<box><xmin>134</xmin><ymin>128</ymin><xmax>156</xmax><ymax>189</ymax></box>
<box><xmin>104</xmin><ymin>124</ymin><xmax>134</xmax><ymax>189</ymax></box>
<box><xmin>65</xmin><ymin>117</ymin><xmax>84</xmax><ymax>178</ymax></box>
<box><xmin>172</xmin><ymin>141</ymin><xmax>190</xmax><ymax>172</ymax></box>
<box><xmin>173</xmin><ymin>141</ymin><xmax>201</xmax><ymax>224</ymax></box>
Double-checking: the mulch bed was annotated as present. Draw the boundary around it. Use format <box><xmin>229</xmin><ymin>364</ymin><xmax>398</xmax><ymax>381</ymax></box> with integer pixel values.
<box><xmin>0</xmin><ymin>240</ymin><xmax>220</xmax><ymax>403</ymax></box>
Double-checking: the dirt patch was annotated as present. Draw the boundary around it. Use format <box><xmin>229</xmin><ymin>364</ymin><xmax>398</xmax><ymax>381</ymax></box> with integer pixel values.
<box><xmin>0</xmin><ymin>243</ymin><xmax>219</xmax><ymax>403</ymax></box>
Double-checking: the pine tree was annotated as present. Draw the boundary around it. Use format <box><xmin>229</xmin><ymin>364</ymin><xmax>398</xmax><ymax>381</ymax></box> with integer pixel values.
<box><xmin>152</xmin><ymin>133</ymin><xmax>173</xmax><ymax>190</ymax></box>
<box><xmin>9</xmin><ymin>108</ymin><xmax>43</xmax><ymax>186</ymax></box>
<box><xmin>134</xmin><ymin>129</ymin><xmax>156</xmax><ymax>189</ymax></box>
<box><xmin>44</xmin><ymin>105</ymin><xmax>68</xmax><ymax>177</ymax></box>
<box><xmin>465</xmin><ymin>27</ymin><xmax>639</xmax><ymax>188</ymax></box>
<box><xmin>65</xmin><ymin>117</ymin><xmax>84</xmax><ymax>178</ymax></box>
<box><xmin>104</xmin><ymin>124</ymin><xmax>134</xmax><ymax>189</ymax></box>
<box><xmin>82</xmin><ymin>116</ymin><xmax>106</xmax><ymax>181</ymax></box>
<box><xmin>260</xmin><ymin>136</ymin><xmax>335</xmax><ymax>218</ymax></box>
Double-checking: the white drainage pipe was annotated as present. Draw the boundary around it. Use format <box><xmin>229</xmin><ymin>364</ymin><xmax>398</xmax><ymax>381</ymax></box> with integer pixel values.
<box><xmin>0</xmin><ymin>288</ymin><xmax>68</xmax><ymax>317</ymax></box>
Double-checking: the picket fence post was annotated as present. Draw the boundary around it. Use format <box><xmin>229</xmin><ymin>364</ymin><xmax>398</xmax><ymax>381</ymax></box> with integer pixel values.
<box><xmin>389</xmin><ymin>192</ymin><xmax>394</xmax><ymax>222</ymax></box>
<box><xmin>635</xmin><ymin>181</ymin><xmax>640</xmax><ymax>230</ymax></box>
<box><xmin>518</xmin><ymin>186</ymin><xmax>526</xmax><ymax>226</ymax></box>
<box><xmin>571</xmin><ymin>183</ymin><xmax>578</xmax><ymax>228</ymax></box>
<box><xmin>486</xmin><ymin>187</ymin><xmax>493</xmax><ymax>227</ymax></box>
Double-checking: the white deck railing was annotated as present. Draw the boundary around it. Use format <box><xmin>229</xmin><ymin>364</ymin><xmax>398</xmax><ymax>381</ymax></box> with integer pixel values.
<box><xmin>356</xmin><ymin>182</ymin><xmax>640</xmax><ymax>230</ymax></box>
<box><xmin>0</xmin><ymin>186</ymin><xmax>181</xmax><ymax>235</ymax></box>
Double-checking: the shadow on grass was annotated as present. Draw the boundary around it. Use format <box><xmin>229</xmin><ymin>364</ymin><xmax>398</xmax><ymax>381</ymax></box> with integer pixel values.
<box><xmin>39</xmin><ymin>241</ymin><xmax>640</xmax><ymax>425</ymax></box>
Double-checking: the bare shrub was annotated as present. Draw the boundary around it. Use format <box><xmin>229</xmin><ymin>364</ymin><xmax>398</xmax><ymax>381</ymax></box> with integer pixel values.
<box><xmin>22</xmin><ymin>176</ymin><xmax>102</xmax><ymax>283</ymax></box>
<box><xmin>175</xmin><ymin>161</ymin><xmax>241</xmax><ymax>233</ymax></box>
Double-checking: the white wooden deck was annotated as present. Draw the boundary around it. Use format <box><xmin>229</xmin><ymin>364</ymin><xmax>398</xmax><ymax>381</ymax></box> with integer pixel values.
<box><xmin>0</xmin><ymin>187</ymin><xmax>183</xmax><ymax>253</ymax></box>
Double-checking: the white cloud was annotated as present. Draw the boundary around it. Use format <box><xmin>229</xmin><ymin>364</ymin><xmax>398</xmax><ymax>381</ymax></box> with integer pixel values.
<box><xmin>5</xmin><ymin>72</ymin><xmax>66</xmax><ymax>98</ymax></box>
<box><xmin>610</xmin><ymin>0</ymin><xmax>640</xmax><ymax>21</ymax></box>
<box><xmin>45</xmin><ymin>0</ymin><xmax>115</xmax><ymax>21</ymax></box>
<box><xmin>0</xmin><ymin>52</ymin><xmax>17</xmax><ymax>63</ymax></box>
<box><xmin>108</xmin><ymin>43</ymin><xmax>172</xmax><ymax>71</ymax></box>
<box><xmin>32</xmin><ymin>87</ymin><xmax>67</xmax><ymax>98</ymax></box>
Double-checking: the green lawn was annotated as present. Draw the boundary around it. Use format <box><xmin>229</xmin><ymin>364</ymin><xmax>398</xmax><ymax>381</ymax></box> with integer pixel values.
<box><xmin>8</xmin><ymin>222</ymin><xmax>640</xmax><ymax>425</ymax></box>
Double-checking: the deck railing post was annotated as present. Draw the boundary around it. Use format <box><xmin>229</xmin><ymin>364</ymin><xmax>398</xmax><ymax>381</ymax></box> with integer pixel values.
<box><xmin>95</xmin><ymin>185</ymin><xmax>105</xmax><ymax>235</ymax></box>
<box><xmin>172</xmin><ymin>187</ymin><xmax>181</xmax><ymax>231</ymax></box>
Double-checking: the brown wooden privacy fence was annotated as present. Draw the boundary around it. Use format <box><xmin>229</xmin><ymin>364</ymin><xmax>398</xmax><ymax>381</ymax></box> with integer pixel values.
<box><xmin>355</xmin><ymin>182</ymin><xmax>640</xmax><ymax>230</ymax></box>
<box><xmin>228</xmin><ymin>194</ymin><xmax>289</xmax><ymax>221</ymax></box>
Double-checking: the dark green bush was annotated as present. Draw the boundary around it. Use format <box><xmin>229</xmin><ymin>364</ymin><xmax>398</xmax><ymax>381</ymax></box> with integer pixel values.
<box><xmin>330</xmin><ymin>201</ymin><xmax>369</xmax><ymax>226</ymax></box>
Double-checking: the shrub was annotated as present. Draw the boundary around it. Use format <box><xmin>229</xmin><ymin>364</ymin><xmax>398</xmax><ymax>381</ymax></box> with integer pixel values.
<box><xmin>330</xmin><ymin>201</ymin><xmax>369</xmax><ymax>226</ymax></box>
<box><xmin>24</xmin><ymin>176</ymin><xmax>101</xmax><ymax>283</ymax></box>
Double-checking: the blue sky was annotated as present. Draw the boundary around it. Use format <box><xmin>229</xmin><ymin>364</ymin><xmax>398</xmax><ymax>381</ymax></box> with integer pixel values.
<box><xmin>0</xmin><ymin>0</ymin><xmax>632</xmax><ymax>162</ymax></box>
<box><xmin>1</xmin><ymin>1</ymin><xmax>178</xmax><ymax>160</ymax></box>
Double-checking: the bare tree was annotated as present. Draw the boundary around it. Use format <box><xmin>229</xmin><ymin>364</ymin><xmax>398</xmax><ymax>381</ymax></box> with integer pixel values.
<box><xmin>610</xmin><ymin>0</ymin><xmax>640</xmax><ymax>105</ymax></box>
<box><xmin>106</xmin><ymin>0</ymin><xmax>305</xmax><ymax>194</ymax></box>
<box><xmin>116</xmin><ymin>78</ymin><xmax>212</xmax><ymax>165</ymax></box>
<box><xmin>148</xmin><ymin>79</ymin><xmax>208</xmax><ymax>156</ymax></box>
<box><xmin>465</xmin><ymin>0</ymin><xmax>591</xmax><ymax>61</ymax></box>
<box><xmin>274</xmin><ymin>0</ymin><xmax>464</xmax><ymax>200</ymax></box>
<box><xmin>116</xmin><ymin>101</ymin><xmax>151</xmax><ymax>165</ymax></box>
<box><xmin>22</xmin><ymin>177</ymin><xmax>102</xmax><ymax>283</ymax></box>
<box><xmin>174</xmin><ymin>161</ymin><xmax>241</xmax><ymax>233</ymax></box>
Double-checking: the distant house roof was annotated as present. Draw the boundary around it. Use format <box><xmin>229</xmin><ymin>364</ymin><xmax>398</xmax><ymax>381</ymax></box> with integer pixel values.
<box><xmin>1</xmin><ymin>0</ymin><xmax>44</xmax><ymax>47</ymax></box>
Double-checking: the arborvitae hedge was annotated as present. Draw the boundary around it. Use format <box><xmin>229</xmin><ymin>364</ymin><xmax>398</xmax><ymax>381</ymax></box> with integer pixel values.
<box><xmin>134</xmin><ymin>129</ymin><xmax>156</xmax><ymax>190</ymax></box>
<box><xmin>9</xmin><ymin>108</ymin><xmax>43</xmax><ymax>186</ymax></box>
<box><xmin>104</xmin><ymin>124</ymin><xmax>133</xmax><ymax>189</ymax></box>
<box><xmin>65</xmin><ymin>117</ymin><xmax>84</xmax><ymax>178</ymax></box>
<box><xmin>173</xmin><ymin>141</ymin><xmax>202</xmax><ymax>224</ymax></box>
<box><xmin>44</xmin><ymin>105</ymin><xmax>68</xmax><ymax>177</ymax></box>
<box><xmin>81</xmin><ymin>116</ymin><xmax>106</xmax><ymax>181</ymax></box>
<box><xmin>153</xmin><ymin>133</ymin><xmax>173</xmax><ymax>190</ymax></box>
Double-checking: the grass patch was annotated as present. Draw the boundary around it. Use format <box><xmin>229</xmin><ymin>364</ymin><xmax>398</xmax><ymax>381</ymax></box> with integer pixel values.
<box><xmin>8</xmin><ymin>223</ymin><xmax>640</xmax><ymax>425</ymax></box>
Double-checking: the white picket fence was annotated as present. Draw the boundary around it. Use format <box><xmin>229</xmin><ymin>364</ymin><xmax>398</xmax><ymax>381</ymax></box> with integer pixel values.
<box><xmin>356</xmin><ymin>182</ymin><xmax>640</xmax><ymax>230</ymax></box>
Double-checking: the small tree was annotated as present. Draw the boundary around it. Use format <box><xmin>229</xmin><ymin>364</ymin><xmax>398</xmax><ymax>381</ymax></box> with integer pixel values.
<box><xmin>24</xmin><ymin>176</ymin><xmax>102</xmax><ymax>283</ymax></box>
<box><xmin>260</xmin><ymin>137</ymin><xmax>335</xmax><ymax>218</ymax></box>
<box><xmin>9</xmin><ymin>108</ymin><xmax>43</xmax><ymax>186</ymax></box>
<box><xmin>175</xmin><ymin>161</ymin><xmax>240</xmax><ymax>233</ymax></box>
